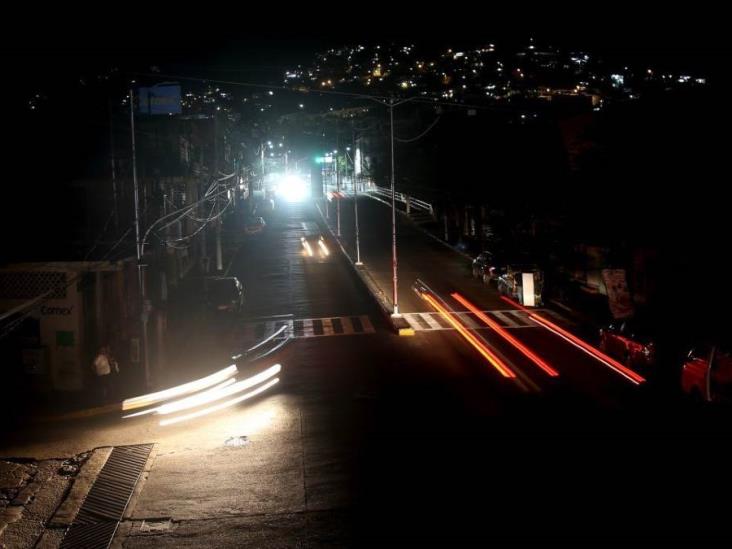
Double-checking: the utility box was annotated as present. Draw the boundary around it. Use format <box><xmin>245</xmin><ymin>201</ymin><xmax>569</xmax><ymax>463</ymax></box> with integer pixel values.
<box><xmin>497</xmin><ymin>267</ymin><xmax>544</xmax><ymax>307</ymax></box>
<box><xmin>522</xmin><ymin>272</ymin><xmax>536</xmax><ymax>307</ymax></box>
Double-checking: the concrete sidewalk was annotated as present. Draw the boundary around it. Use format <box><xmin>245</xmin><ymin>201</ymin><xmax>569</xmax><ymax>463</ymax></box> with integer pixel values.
<box><xmin>0</xmin><ymin>450</ymin><xmax>97</xmax><ymax>548</ymax></box>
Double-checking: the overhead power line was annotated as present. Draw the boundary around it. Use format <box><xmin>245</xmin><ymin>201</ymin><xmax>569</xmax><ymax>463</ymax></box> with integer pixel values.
<box><xmin>396</xmin><ymin>115</ymin><xmax>442</xmax><ymax>143</ymax></box>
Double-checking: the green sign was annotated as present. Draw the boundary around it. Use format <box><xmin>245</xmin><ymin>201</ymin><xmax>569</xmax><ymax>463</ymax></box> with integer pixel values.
<box><xmin>56</xmin><ymin>330</ymin><xmax>75</xmax><ymax>347</ymax></box>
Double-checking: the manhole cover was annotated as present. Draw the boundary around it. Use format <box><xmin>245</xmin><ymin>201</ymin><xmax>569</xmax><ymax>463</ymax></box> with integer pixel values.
<box><xmin>140</xmin><ymin>518</ymin><xmax>172</xmax><ymax>532</ymax></box>
<box><xmin>224</xmin><ymin>436</ymin><xmax>249</xmax><ymax>447</ymax></box>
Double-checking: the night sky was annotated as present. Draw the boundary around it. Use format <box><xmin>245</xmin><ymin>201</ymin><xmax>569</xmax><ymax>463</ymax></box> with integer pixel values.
<box><xmin>2</xmin><ymin>9</ymin><xmax>729</xmax><ymax>265</ymax></box>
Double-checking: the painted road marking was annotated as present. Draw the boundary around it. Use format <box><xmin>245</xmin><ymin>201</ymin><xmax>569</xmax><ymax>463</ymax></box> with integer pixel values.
<box><xmin>402</xmin><ymin>309</ymin><xmax>567</xmax><ymax>332</ymax></box>
<box><xmin>243</xmin><ymin>314</ymin><xmax>376</xmax><ymax>342</ymax></box>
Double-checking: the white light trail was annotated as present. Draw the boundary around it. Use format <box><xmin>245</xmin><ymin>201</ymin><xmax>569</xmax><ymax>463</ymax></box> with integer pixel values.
<box><xmin>160</xmin><ymin>378</ymin><xmax>280</xmax><ymax>426</ymax></box>
<box><xmin>122</xmin><ymin>365</ymin><xmax>238</xmax><ymax>411</ymax></box>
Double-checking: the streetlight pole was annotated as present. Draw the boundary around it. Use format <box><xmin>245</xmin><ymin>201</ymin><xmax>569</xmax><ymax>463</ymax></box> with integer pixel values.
<box><xmin>130</xmin><ymin>88</ymin><xmax>150</xmax><ymax>388</ymax></box>
<box><xmin>389</xmin><ymin>99</ymin><xmax>400</xmax><ymax>317</ymax></box>
<box><xmin>336</xmin><ymin>122</ymin><xmax>342</xmax><ymax>237</ymax></box>
<box><xmin>352</xmin><ymin>123</ymin><xmax>362</xmax><ymax>265</ymax></box>
<box><xmin>260</xmin><ymin>143</ymin><xmax>265</xmax><ymax>191</ymax></box>
<box><xmin>336</xmin><ymin>154</ymin><xmax>341</xmax><ymax>236</ymax></box>
<box><xmin>355</xmin><ymin>94</ymin><xmax>416</xmax><ymax>316</ymax></box>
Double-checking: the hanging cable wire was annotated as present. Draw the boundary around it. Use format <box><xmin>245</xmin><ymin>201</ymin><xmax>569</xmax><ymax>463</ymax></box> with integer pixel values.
<box><xmin>395</xmin><ymin>115</ymin><xmax>442</xmax><ymax>143</ymax></box>
<box><xmin>158</xmin><ymin>202</ymin><xmax>218</xmax><ymax>244</ymax></box>
<box><xmin>0</xmin><ymin>221</ymin><xmax>136</xmax><ymax>340</ymax></box>
<box><xmin>155</xmin><ymin>187</ymin><xmax>230</xmax><ymax>233</ymax></box>
<box><xmin>130</xmin><ymin>71</ymin><xmax>499</xmax><ymax>112</ymax></box>
<box><xmin>130</xmin><ymin>71</ymin><xmax>392</xmax><ymax>103</ymax></box>
<box><xmin>353</xmin><ymin>121</ymin><xmax>378</xmax><ymax>132</ymax></box>
<box><xmin>83</xmin><ymin>208</ymin><xmax>117</xmax><ymax>261</ymax></box>
<box><xmin>1</xmin><ymin>178</ymin><xmax>222</xmax><ymax>340</ymax></box>
<box><xmin>163</xmin><ymin>194</ymin><xmax>222</xmax><ymax>224</ymax></box>
<box><xmin>157</xmin><ymin>197</ymin><xmax>231</xmax><ymax>246</ymax></box>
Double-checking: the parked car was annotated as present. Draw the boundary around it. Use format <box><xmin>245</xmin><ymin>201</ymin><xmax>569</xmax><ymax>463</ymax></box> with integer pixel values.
<box><xmin>496</xmin><ymin>265</ymin><xmax>544</xmax><ymax>306</ymax></box>
<box><xmin>245</xmin><ymin>216</ymin><xmax>266</xmax><ymax>234</ymax></box>
<box><xmin>681</xmin><ymin>343</ymin><xmax>732</xmax><ymax>403</ymax></box>
<box><xmin>204</xmin><ymin>276</ymin><xmax>244</xmax><ymax>313</ymax></box>
<box><xmin>598</xmin><ymin>316</ymin><xmax>657</xmax><ymax>370</ymax></box>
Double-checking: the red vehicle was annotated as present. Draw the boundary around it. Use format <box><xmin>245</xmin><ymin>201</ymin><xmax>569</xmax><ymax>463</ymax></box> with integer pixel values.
<box><xmin>681</xmin><ymin>343</ymin><xmax>732</xmax><ymax>402</ymax></box>
<box><xmin>598</xmin><ymin>317</ymin><xmax>657</xmax><ymax>370</ymax></box>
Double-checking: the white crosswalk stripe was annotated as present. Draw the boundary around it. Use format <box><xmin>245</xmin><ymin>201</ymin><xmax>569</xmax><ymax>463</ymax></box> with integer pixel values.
<box><xmin>243</xmin><ymin>314</ymin><xmax>376</xmax><ymax>342</ymax></box>
<box><xmin>491</xmin><ymin>311</ymin><xmax>523</xmax><ymax>328</ymax></box>
<box><xmin>420</xmin><ymin>313</ymin><xmax>444</xmax><ymax>330</ymax></box>
<box><xmin>402</xmin><ymin>309</ymin><xmax>568</xmax><ymax>332</ymax></box>
<box><xmin>456</xmin><ymin>312</ymin><xmax>481</xmax><ymax>329</ymax></box>
<box><xmin>320</xmin><ymin>318</ymin><xmax>334</xmax><ymax>336</ymax></box>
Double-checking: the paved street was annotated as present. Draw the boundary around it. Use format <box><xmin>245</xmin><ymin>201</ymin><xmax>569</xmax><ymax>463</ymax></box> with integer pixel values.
<box><xmin>2</xmin><ymin>196</ymin><xmax>732</xmax><ymax>545</ymax></box>
<box><xmin>327</xmin><ymin>194</ymin><xmax>652</xmax><ymax>406</ymax></box>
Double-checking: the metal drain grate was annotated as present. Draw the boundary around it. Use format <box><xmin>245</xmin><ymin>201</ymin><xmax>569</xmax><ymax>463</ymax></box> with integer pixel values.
<box><xmin>60</xmin><ymin>443</ymin><xmax>153</xmax><ymax>549</ymax></box>
<box><xmin>58</xmin><ymin>522</ymin><xmax>119</xmax><ymax>549</ymax></box>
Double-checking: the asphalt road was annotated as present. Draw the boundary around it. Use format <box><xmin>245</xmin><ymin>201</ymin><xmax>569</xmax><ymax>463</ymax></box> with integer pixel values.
<box><xmin>3</xmin><ymin>196</ymin><xmax>732</xmax><ymax>545</ymax></box>
<box><xmin>328</xmin><ymin>195</ymin><xmax>652</xmax><ymax>405</ymax></box>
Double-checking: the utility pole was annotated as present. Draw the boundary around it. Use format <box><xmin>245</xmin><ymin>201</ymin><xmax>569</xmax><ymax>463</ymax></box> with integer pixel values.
<box><xmin>216</xmin><ymin>216</ymin><xmax>223</xmax><ymax>271</ymax></box>
<box><xmin>214</xmin><ymin>114</ymin><xmax>223</xmax><ymax>272</ymax></box>
<box><xmin>130</xmin><ymin>88</ymin><xmax>150</xmax><ymax>388</ymax></box>
<box><xmin>109</xmin><ymin>98</ymin><xmax>119</xmax><ymax>231</ymax></box>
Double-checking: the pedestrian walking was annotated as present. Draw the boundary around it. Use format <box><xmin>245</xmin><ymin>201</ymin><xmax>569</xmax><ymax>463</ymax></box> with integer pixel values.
<box><xmin>93</xmin><ymin>345</ymin><xmax>118</xmax><ymax>404</ymax></box>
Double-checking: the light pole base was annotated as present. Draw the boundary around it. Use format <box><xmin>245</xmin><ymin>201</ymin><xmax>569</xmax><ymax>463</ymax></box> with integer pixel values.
<box><xmin>391</xmin><ymin>311</ymin><xmax>402</xmax><ymax>318</ymax></box>
<box><xmin>355</xmin><ymin>261</ymin><xmax>363</xmax><ymax>266</ymax></box>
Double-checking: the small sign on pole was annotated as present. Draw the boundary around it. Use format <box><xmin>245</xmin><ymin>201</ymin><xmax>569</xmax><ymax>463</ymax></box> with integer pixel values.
<box><xmin>138</xmin><ymin>84</ymin><xmax>182</xmax><ymax>115</ymax></box>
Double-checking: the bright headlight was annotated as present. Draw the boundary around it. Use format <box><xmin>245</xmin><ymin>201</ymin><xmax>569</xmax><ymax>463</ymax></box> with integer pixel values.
<box><xmin>277</xmin><ymin>175</ymin><xmax>307</xmax><ymax>202</ymax></box>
